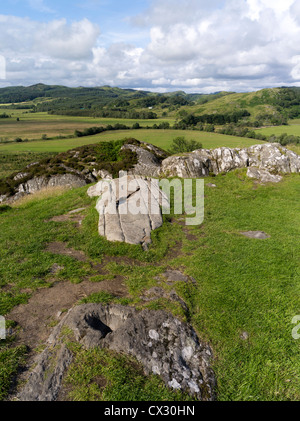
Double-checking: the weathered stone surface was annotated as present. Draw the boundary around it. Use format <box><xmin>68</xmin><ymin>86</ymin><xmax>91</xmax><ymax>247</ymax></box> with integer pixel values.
<box><xmin>240</xmin><ymin>231</ymin><xmax>270</xmax><ymax>239</ymax></box>
<box><xmin>160</xmin><ymin>153</ymin><xmax>211</xmax><ymax>178</ymax></box>
<box><xmin>161</xmin><ymin>270</ymin><xmax>191</xmax><ymax>285</ymax></box>
<box><xmin>17</xmin><ymin>340</ymin><xmax>73</xmax><ymax>401</ymax></box>
<box><xmin>121</xmin><ymin>142</ymin><xmax>168</xmax><ymax>177</ymax></box>
<box><xmin>91</xmin><ymin>169</ymin><xmax>113</xmax><ymax>180</ymax></box>
<box><xmin>160</xmin><ymin>143</ymin><xmax>300</xmax><ymax>178</ymax></box>
<box><xmin>13</xmin><ymin>172</ymin><xmax>29</xmax><ymax>181</ymax></box>
<box><xmin>88</xmin><ymin>174</ymin><xmax>169</xmax><ymax>249</ymax></box>
<box><xmin>17</xmin><ymin>304</ymin><xmax>216</xmax><ymax>401</ymax></box>
<box><xmin>246</xmin><ymin>167</ymin><xmax>283</xmax><ymax>183</ymax></box>
<box><xmin>18</xmin><ymin>174</ymin><xmax>87</xmax><ymax>195</ymax></box>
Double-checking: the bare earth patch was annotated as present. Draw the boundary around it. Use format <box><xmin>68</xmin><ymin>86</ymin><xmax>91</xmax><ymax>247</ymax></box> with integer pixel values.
<box><xmin>45</xmin><ymin>242</ymin><xmax>87</xmax><ymax>261</ymax></box>
<box><xmin>8</xmin><ymin>277</ymin><xmax>128</xmax><ymax>352</ymax></box>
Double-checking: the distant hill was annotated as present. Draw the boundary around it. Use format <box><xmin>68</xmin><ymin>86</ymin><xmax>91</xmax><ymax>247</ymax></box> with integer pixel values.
<box><xmin>1</xmin><ymin>84</ymin><xmax>300</xmax><ymax>121</ymax></box>
<box><xmin>186</xmin><ymin>87</ymin><xmax>300</xmax><ymax>121</ymax></box>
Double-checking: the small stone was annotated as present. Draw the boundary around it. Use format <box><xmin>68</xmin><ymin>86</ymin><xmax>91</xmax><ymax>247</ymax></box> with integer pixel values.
<box><xmin>240</xmin><ymin>331</ymin><xmax>249</xmax><ymax>340</ymax></box>
<box><xmin>240</xmin><ymin>231</ymin><xmax>270</xmax><ymax>239</ymax></box>
<box><xmin>68</xmin><ymin>208</ymin><xmax>86</xmax><ymax>215</ymax></box>
<box><xmin>49</xmin><ymin>264</ymin><xmax>64</xmax><ymax>274</ymax></box>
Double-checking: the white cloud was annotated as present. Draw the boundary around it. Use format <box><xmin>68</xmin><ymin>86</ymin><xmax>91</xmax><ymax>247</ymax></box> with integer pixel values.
<box><xmin>1</xmin><ymin>1</ymin><xmax>300</xmax><ymax>92</ymax></box>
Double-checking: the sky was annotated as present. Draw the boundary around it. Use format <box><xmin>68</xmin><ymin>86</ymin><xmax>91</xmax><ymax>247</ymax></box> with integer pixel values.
<box><xmin>0</xmin><ymin>0</ymin><xmax>300</xmax><ymax>93</ymax></box>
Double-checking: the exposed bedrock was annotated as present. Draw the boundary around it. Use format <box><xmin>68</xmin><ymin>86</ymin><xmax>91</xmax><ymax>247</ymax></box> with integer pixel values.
<box><xmin>17</xmin><ymin>304</ymin><xmax>216</xmax><ymax>402</ymax></box>
<box><xmin>160</xmin><ymin>143</ymin><xmax>300</xmax><ymax>178</ymax></box>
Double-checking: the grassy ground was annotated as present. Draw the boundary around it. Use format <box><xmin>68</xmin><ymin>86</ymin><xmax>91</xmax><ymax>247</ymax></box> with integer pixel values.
<box><xmin>256</xmin><ymin>122</ymin><xmax>300</xmax><ymax>137</ymax></box>
<box><xmin>0</xmin><ymin>129</ymin><xmax>260</xmax><ymax>154</ymax></box>
<box><xmin>0</xmin><ymin>170</ymin><xmax>299</xmax><ymax>401</ymax></box>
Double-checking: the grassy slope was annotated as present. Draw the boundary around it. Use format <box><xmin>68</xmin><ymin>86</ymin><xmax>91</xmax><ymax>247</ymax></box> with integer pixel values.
<box><xmin>181</xmin><ymin>88</ymin><xmax>281</xmax><ymax>119</ymax></box>
<box><xmin>0</xmin><ymin>170</ymin><xmax>299</xmax><ymax>401</ymax></box>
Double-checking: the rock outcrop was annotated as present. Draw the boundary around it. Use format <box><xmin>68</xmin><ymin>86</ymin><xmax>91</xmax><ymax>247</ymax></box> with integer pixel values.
<box><xmin>160</xmin><ymin>143</ymin><xmax>300</xmax><ymax>178</ymax></box>
<box><xmin>0</xmin><ymin>174</ymin><xmax>88</xmax><ymax>204</ymax></box>
<box><xmin>17</xmin><ymin>303</ymin><xmax>216</xmax><ymax>401</ymax></box>
<box><xmin>2</xmin><ymin>142</ymin><xmax>299</xmax><ymax>205</ymax></box>
<box><xmin>87</xmin><ymin>173</ymin><xmax>169</xmax><ymax>250</ymax></box>
<box><xmin>18</xmin><ymin>174</ymin><xmax>87</xmax><ymax>195</ymax></box>
<box><xmin>121</xmin><ymin>141</ymin><xmax>168</xmax><ymax>177</ymax></box>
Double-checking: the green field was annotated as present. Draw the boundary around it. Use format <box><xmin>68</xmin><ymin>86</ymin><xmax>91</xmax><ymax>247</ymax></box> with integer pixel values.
<box><xmin>0</xmin><ymin>110</ymin><xmax>175</xmax><ymax>140</ymax></box>
<box><xmin>256</xmin><ymin>123</ymin><xmax>300</xmax><ymax>137</ymax></box>
<box><xmin>0</xmin><ymin>129</ymin><xmax>261</xmax><ymax>154</ymax></box>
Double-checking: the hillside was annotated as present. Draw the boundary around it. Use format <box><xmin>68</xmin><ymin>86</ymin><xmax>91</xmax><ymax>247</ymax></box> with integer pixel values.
<box><xmin>184</xmin><ymin>87</ymin><xmax>300</xmax><ymax>123</ymax></box>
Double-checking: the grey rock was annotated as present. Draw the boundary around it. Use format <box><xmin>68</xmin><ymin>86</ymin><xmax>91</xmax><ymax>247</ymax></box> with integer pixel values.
<box><xmin>13</xmin><ymin>172</ymin><xmax>29</xmax><ymax>181</ymax></box>
<box><xmin>240</xmin><ymin>231</ymin><xmax>270</xmax><ymax>239</ymax></box>
<box><xmin>240</xmin><ymin>331</ymin><xmax>249</xmax><ymax>340</ymax></box>
<box><xmin>68</xmin><ymin>208</ymin><xmax>86</xmax><ymax>215</ymax></box>
<box><xmin>18</xmin><ymin>174</ymin><xmax>87</xmax><ymax>195</ymax></box>
<box><xmin>91</xmin><ymin>169</ymin><xmax>113</xmax><ymax>180</ymax></box>
<box><xmin>17</xmin><ymin>304</ymin><xmax>216</xmax><ymax>401</ymax></box>
<box><xmin>160</xmin><ymin>143</ymin><xmax>300</xmax><ymax>178</ymax></box>
<box><xmin>161</xmin><ymin>270</ymin><xmax>191</xmax><ymax>285</ymax></box>
<box><xmin>121</xmin><ymin>142</ymin><xmax>168</xmax><ymax>177</ymax></box>
<box><xmin>88</xmin><ymin>174</ymin><xmax>169</xmax><ymax>249</ymax></box>
<box><xmin>246</xmin><ymin>167</ymin><xmax>282</xmax><ymax>183</ymax></box>
<box><xmin>160</xmin><ymin>153</ymin><xmax>211</xmax><ymax>178</ymax></box>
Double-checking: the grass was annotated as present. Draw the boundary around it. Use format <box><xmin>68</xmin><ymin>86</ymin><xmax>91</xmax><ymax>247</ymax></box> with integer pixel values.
<box><xmin>63</xmin><ymin>344</ymin><xmax>192</xmax><ymax>401</ymax></box>
<box><xmin>0</xmin><ymin>110</ymin><xmax>175</xmax><ymax>141</ymax></box>
<box><xmin>0</xmin><ymin>129</ymin><xmax>260</xmax><ymax>154</ymax></box>
<box><xmin>256</xmin><ymin>122</ymin><xmax>300</xmax><ymax>138</ymax></box>
<box><xmin>178</xmin><ymin>88</ymin><xmax>281</xmax><ymax>119</ymax></box>
<box><xmin>0</xmin><ymin>170</ymin><xmax>299</xmax><ymax>401</ymax></box>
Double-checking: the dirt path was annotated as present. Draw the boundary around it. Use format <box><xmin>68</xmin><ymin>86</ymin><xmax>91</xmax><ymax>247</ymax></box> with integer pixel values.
<box><xmin>8</xmin><ymin>276</ymin><xmax>128</xmax><ymax>352</ymax></box>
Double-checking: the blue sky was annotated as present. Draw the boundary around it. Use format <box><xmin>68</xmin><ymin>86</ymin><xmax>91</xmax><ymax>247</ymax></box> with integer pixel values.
<box><xmin>1</xmin><ymin>0</ymin><xmax>300</xmax><ymax>92</ymax></box>
<box><xmin>0</xmin><ymin>1</ymin><xmax>151</xmax><ymax>46</ymax></box>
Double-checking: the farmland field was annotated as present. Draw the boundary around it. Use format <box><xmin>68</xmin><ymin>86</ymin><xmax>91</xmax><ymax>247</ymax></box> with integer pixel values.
<box><xmin>0</xmin><ymin>110</ymin><xmax>175</xmax><ymax>140</ymax></box>
<box><xmin>256</xmin><ymin>122</ymin><xmax>300</xmax><ymax>137</ymax></box>
<box><xmin>0</xmin><ymin>129</ymin><xmax>261</xmax><ymax>154</ymax></box>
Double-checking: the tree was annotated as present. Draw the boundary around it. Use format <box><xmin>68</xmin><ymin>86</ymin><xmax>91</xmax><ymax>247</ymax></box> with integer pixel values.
<box><xmin>168</xmin><ymin>136</ymin><xmax>203</xmax><ymax>154</ymax></box>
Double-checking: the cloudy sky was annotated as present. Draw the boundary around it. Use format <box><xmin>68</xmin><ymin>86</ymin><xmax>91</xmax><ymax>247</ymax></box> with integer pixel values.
<box><xmin>1</xmin><ymin>0</ymin><xmax>300</xmax><ymax>93</ymax></box>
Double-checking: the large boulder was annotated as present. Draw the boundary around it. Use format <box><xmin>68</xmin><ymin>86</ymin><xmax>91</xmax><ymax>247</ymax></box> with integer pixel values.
<box><xmin>17</xmin><ymin>303</ymin><xmax>216</xmax><ymax>401</ymax></box>
<box><xmin>87</xmin><ymin>173</ymin><xmax>169</xmax><ymax>250</ymax></box>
